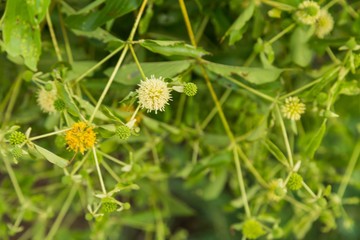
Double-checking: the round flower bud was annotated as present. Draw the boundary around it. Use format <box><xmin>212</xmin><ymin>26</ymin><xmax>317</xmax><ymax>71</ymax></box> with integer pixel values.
<box><xmin>242</xmin><ymin>220</ymin><xmax>265</xmax><ymax>239</ymax></box>
<box><xmin>281</xmin><ymin>97</ymin><xmax>306</xmax><ymax>121</ymax></box>
<box><xmin>8</xmin><ymin>131</ymin><xmax>26</xmax><ymax>146</ymax></box>
<box><xmin>315</xmin><ymin>11</ymin><xmax>334</xmax><ymax>38</ymax></box>
<box><xmin>296</xmin><ymin>1</ymin><xmax>320</xmax><ymax>25</ymax></box>
<box><xmin>318</xmin><ymin>198</ymin><xmax>327</xmax><ymax>208</ymax></box>
<box><xmin>54</xmin><ymin>99</ymin><xmax>66</xmax><ymax>111</ymax></box>
<box><xmin>22</xmin><ymin>70</ymin><xmax>34</xmax><ymax>82</ymax></box>
<box><xmin>274</xmin><ymin>187</ymin><xmax>285</xmax><ymax>197</ymax></box>
<box><xmin>184</xmin><ymin>82</ymin><xmax>197</xmax><ymax>96</ymax></box>
<box><xmin>287</xmin><ymin>173</ymin><xmax>303</xmax><ymax>190</ymax></box>
<box><xmin>123</xmin><ymin>202</ymin><xmax>131</xmax><ymax>210</ymax></box>
<box><xmin>102</xmin><ymin>198</ymin><xmax>117</xmax><ymax>213</ymax></box>
<box><xmin>11</xmin><ymin>147</ymin><xmax>23</xmax><ymax>159</ymax></box>
<box><xmin>37</xmin><ymin>86</ymin><xmax>57</xmax><ymax>113</ymax></box>
<box><xmin>44</xmin><ymin>82</ymin><xmax>53</xmax><ymax>91</ymax></box>
<box><xmin>55</xmin><ymin>135</ymin><xmax>66</xmax><ymax>148</ymax></box>
<box><xmin>116</xmin><ymin>125</ymin><xmax>131</xmax><ymax>140</ymax></box>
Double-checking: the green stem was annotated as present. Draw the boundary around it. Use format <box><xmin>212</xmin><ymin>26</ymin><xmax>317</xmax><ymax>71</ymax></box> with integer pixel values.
<box><xmin>2</xmin><ymin>153</ymin><xmax>25</xmax><ymax>204</ymax></box>
<box><xmin>101</xmin><ymin>160</ymin><xmax>121</xmax><ymax>182</ymax></box>
<box><xmin>302</xmin><ymin>181</ymin><xmax>317</xmax><ymax>199</ymax></box>
<box><xmin>46</xmin><ymin>11</ymin><xmax>62</xmax><ymax>62</ymax></box>
<box><xmin>268</xmin><ymin>23</ymin><xmax>296</xmax><ymax>44</ymax></box>
<box><xmin>72</xmin><ymin>45</ymin><xmax>124</xmax><ymax>86</ymax></box>
<box><xmin>129</xmin><ymin>44</ymin><xmax>147</xmax><ymax>80</ymax></box>
<box><xmin>175</xmin><ymin>94</ymin><xmax>186</xmax><ymax>126</ymax></box>
<box><xmin>233</xmin><ymin>147</ymin><xmax>251</xmax><ymax>217</ymax></box>
<box><xmin>57</xmin><ymin>3</ymin><xmax>73</xmax><ymax>64</ymax></box>
<box><xmin>92</xmin><ymin>147</ymin><xmax>107</xmax><ymax>194</ymax></box>
<box><xmin>45</xmin><ymin>185</ymin><xmax>77</xmax><ymax>240</ymax></box>
<box><xmin>224</xmin><ymin>75</ymin><xmax>275</xmax><ymax>102</ymax></box>
<box><xmin>1</xmin><ymin>73</ymin><xmax>23</xmax><ymax>128</ymax></box>
<box><xmin>97</xmin><ymin>150</ymin><xmax>127</xmax><ymax>166</ymax></box>
<box><xmin>29</xmin><ymin>128</ymin><xmax>71</xmax><ymax>141</ymax></box>
<box><xmin>338</xmin><ymin>140</ymin><xmax>360</xmax><ymax>198</ymax></box>
<box><xmin>275</xmin><ymin>104</ymin><xmax>294</xmax><ymax>168</ymax></box>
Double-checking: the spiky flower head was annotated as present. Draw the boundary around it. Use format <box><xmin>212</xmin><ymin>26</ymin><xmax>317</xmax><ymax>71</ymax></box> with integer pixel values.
<box><xmin>137</xmin><ymin>75</ymin><xmax>171</xmax><ymax>114</ymax></box>
<box><xmin>65</xmin><ymin>122</ymin><xmax>97</xmax><ymax>154</ymax></box>
<box><xmin>184</xmin><ymin>82</ymin><xmax>198</xmax><ymax>96</ymax></box>
<box><xmin>287</xmin><ymin>173</ymin><xmax>303</xmax><ymax>190</ymax></box>
<box><xmin>296</xmin><ymin>1</ymin><xmax>321</xmax><ymax>25</ymax></box>
<box><xmin>54</xmin><ymin>99</ymin><xmax>66</xmax><ymax>111</ymax></box>
<box><xmin>37</xmin><ymin>84</ymin><xmax>57</xmax><ymax>113</ymax></box>
<box><xmin>315</xmin><ymin>10</ymin><xmax>334</xmax><ymax>38</ymax></box>
<box><xmin>282</xmin><ymin>97</ymin><xmax>306</xmax><ymax>120</ymax></box>
<box><xmin>102</xmin><ymin>198</ymin><xmax>118</xmax><ymax>213</ymax></box>
<box><xmin>11</xmin><ymin>147</ymin><xmax>23</xmax><ymax>159</ymax></box>
<box><xmin>242</xmin><ymin>220</ymin><xmax>265</xmax><ymax>239</ymax></box>
<box><xmin>8</xmin><ymin>131</ymin><xmax>26</xmax><ymax>146</ymax></box>
<box><xmin>116</xmin><ymin>125</ymin><xmax>131</xmax><ymax>140</ymax></box>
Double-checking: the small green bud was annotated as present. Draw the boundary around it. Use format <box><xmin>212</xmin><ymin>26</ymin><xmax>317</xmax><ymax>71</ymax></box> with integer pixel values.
<box><xmin>242</xmin><ymin>220</ymin><xmax>265</xmax><ymax>239</ymax></box>
<box><xmin>116</xmin><ymin>125</ymin><xmax>131</xmax><ymax>140</ymax></box>
<box><xmin>22</xmin><ymin>70</ymin><xmax>34</xmax><ymax>82</ymax></box>
<box><xmin>85</xmin><ymin>213</ymin><xmax>93</xmax><ymax>221</ymax></box>
<box><xmin>44</xmin><ymin>82</ymin><xmax>53</xmax><ymax>91</ymax></box>
<box><xmin>102</xmin><ymin>198</ymin><xmax>118</xmax><ymax>213</ymax></box>
<box><xmin>184</xmin><ymin>82</ymin><xmax>197</xmax><ymax>96</ymax></box>
<box><xmin>11</xmin><ymin>147</ymin><xmax>23</xmax><ymax>159</ymax></box>
<box><xmin>274</xmin><ymin>187</ymin><xmax>285</xmax><ymax>197</ymax></box>
<box><xmin>54</xmin><ymin>99</ymin><xmax>66</xmax><ymax>111</ymax></box>
<box><xmin>55</xmin><ymin>135</ymin><xmax>66</xmax><ymax>148</ymax></box>
<box><xmin>287</xmin><ymin>173</ymin><xmax>303</xmax><ymax>190</ymax></box>
<box><xmin>8</xmin><ymin>131</ymin><xmax>26</xmax><ymax>146</ymax></box>
<box><xmin>318</xmin><ymin>198</ymin><xmax>327</xmax><ymax>208</ymax></box>
<box><xmin>306</xmin><ymin>6</ymin><xmax>318</xmax><ymax>17</ymax></box>
<box><xmin>123</xmin><ymin>202</ymin><xmax>131</xmax><ymax>210</ymax></box>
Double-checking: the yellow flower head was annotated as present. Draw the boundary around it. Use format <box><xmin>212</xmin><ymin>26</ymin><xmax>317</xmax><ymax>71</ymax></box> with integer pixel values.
<box><xmin>65</xmin><ymin>122</ymin><xmax>97</xmax><ymax>154</ymax></box>
<box><xmin>315</xmin><ymin>10</ymin><xmax>334</xmax><ymax>38</ymax></box>
<box><xmin>281</xmin><ymin>97</ymin><xmax>306</xmax><ymax>121</ymax></box>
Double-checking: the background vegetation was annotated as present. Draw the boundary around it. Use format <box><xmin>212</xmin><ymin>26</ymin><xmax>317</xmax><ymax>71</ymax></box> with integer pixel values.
<box><xmin>0</xmin><ymin>0</ymin><xmax>360</xmax><ymax>239</ymax></box>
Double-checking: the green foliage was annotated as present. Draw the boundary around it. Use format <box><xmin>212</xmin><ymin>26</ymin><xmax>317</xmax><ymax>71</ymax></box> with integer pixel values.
<box><xmin>1</xmin><ymin>0</ymin><xmax>360</xmax><ymax>239</ymax></box>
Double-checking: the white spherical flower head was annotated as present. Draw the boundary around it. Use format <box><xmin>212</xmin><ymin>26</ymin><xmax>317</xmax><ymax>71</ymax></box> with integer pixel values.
<box><xmin>137</xmin><ymin>75</ymin><xmax>171</xmax><ymax>114</ymax></box>
<box><xmin>296</xmin><ymin>1</ymin><xmax>320</xmax><ymax>25</ymax></box>
<box><xmin>37</xmin><ymin>84</ymin><xmax>57</xmax><ymax>113</ymax></box>
<box><xmin>281</xmin><ymin>97</ymin><xmax>306</xmax><ymax>121</ymax></box>
<box><xmin>315</xmin><ymin>10</ymin><xmax>334</xmax><ymax>38</ymax></box>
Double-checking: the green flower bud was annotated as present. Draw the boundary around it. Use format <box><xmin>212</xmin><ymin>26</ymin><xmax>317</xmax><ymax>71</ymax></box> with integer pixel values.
<box><xmin>274</xmin><ymin>187</ymin><xmax>285</xmax><ymax>197</ymax></box>
<box><xmin>85</xmin><ymin>213</ymin><xmax>93</xmax><ymax>221</ymax></box>
<box><xmin>11</xmin><ymin>147</ymin><xmax>23</xmax><ymax>159</ymax></box>
<box><xmin>306</xmin><ymin>6</ymin><xmax>318</xmax><ymax>17</ymax></box>
<box><xmin>55</xmin><ymin>135</ymin><xmax>66</xmax><ymax>148</ymax></box>
<box><xmin>287</xmin><ymin>173</ymin><xmax>303</xmax><ymax>190</ymax></box>
<box><xmin>54</xmin><ymin>99</ymin><xmax>66</xmax><ymax>111</ymax></box>
<box><xmin>116</xmin><ymin>125</ymin><xmax>131</xmax><ymax>140</ymax></box>
<box><xmin>102</xmin><ymin>198</ymin><xmax>118</xmax><ymax>213</ymax></box>
<box><xmin>22</xmin><ymin>70</ymin><xmax>34</xmax><ymax>82</ymax></box>
<box><xmin>318</xmin><ymin>198</ymin><xmax>327</xmax><ymax>208</ymax></box>
<box><xmin>44</xmin><ymin>82</ymin><xmax>53</xmax><ymax>91</ymax></box>
<box><xmin>242</xmin><ymin>220</ymin><xmax>265</xmax><ymax>239</ymax></box>
<box><xmin>8</xmin><ymin>131</ymin><xmax>26</xmax><ymax>146</ymax></box>
<box><xmin>123</xmin><ymin>202</ymin><xmax>131</xmax><ymax>210</ymax></box>
<box><xmin>184</xmin><ymin>82</ymin><xmax>197</xmax><ymax>97</ymax></box>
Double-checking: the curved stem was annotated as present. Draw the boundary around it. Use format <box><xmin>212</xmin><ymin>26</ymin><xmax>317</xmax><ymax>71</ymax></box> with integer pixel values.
<box><xmin>46</xmin><ymin>11</ymin><xmax>62</xmax><ymax>62</ymax></box>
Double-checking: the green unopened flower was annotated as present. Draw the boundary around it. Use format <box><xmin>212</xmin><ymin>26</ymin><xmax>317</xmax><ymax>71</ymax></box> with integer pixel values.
<box><xmin>102</xmin><ymin>198</ymin><xmax>118</xmax><ymax>213</ymax></box>
<box><xmin>242</xmin><ymin>220</ymin><xmax>265</xmax><ymax>239</ymax></box>
<box><xmin>282</xmin><ymin>97</ymin><xmax>306</xmax><ymax>121</ymax></box>
<box><xmin>296</xmin><ymin>1</ymin><xmax>320</xmax><ymax>25</ymax></box>
<box><xmin>8</xmin><ymin>131</ymin><xmax>26</xmax><ymax>146</ymax></box>
<box><xmin>11</xmin><ymin>147</ymin><xmax>23</xmax><ymax>159</ymax></box>
<box><xmin>44</xmin><ymin>82</ymin><xmax>53</xmax><ymax>91</ymax></box>
<box><xmin>315</xmin><ymin>10</ymin><xmax>334</xmax><ymax>38</ymax></box>
<box><xmin>116</xmin><ymin>125</ymin><xmax>131</xmax><ymax>140</ymax></box>
<box><xmin>287</xmin><ymin>173</ymin><xmax>303</xmax><ymax>190</ymax></box>
<box><xmin>54</xmin><ymin>99</ymin><xmax>66</xmax><ymax>111</ymax></box>
<box><xmin>184</xmin><ymin>82</ymin><xmax>197</xmax><ymax>96</ymax></box>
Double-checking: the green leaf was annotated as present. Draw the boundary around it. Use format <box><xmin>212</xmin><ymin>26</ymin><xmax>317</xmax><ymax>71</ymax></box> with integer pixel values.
<box><xmin>204</xmin><ymin>61</ymin><xmax>283</xmax><ymax>84</ymax></box>
<box><xmin>290</xmin><ymin>27</ymin><xmax>313</xmax><ymax>67</ymax></box>
<box><xmin>65</xmin><ymin>0</ymin><xmax>141</xmax><ymax>31</ymax></box>
<box><xmin>263</xmin><ymin>139</ymin><xmax>288</xmax><ymax>166</ymax></box>
<box><xmin>34</xmin><ymin>144</ymin><xmax>68</xmax><ymax>168</ymax></box>
<box><xmin>222</xmin><ymin>0</ymin><xmax>255</xmax><ymax>45</ymax></box>
<box><xmin>138</xmin><ymin>40</ymin><xmax>209</xmax><ymax>57</ymax></box>
<box><xmin>305</xmin><ymin>121</ymin><xmax>327</xmax><ymax>159</ymax></box>
<box><xmin>202</xmin><ymin>168</ymin><xmax>228</xmax><ymax>200</ymax></box>
<box><xmin>66</xmin><ymin>61</ymin><xmax>97</xmax><ymax>81</ymax></box>
<box><xmin>2</xmin><ymin>0</ymin><xmax>51</xmax><ymax>70</ymax></box>
<box><xmin>107</xmin><ymin>60</ymin><xmax>192</xmax><ymax>85</ymax></box>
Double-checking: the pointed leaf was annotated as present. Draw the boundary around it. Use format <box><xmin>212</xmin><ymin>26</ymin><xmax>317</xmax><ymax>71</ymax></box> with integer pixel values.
<box><xmin>34</xmin><ymin>144</ymin><xmax>68</xmax><ymax>168</ymax></box>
